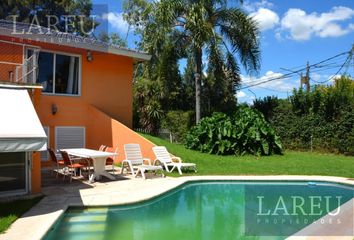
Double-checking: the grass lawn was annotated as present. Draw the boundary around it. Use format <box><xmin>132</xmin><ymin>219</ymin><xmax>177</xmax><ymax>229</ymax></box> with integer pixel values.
<box><xmin>0</xmin><ymin>196</ymin><xmax>43</xmax><ymax>233</ymax></box>
<box><xmin>141</xmin><ymin>133</ymin><xmax>354</xmax><ymax>178</ymax></box>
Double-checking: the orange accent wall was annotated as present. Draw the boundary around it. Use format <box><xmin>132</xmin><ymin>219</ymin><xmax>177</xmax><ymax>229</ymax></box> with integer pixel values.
<box><xmin>0</xmin><ymin>40</ymin><xmax>23</xmax><ymax>81</ymax></box>
<box><xmin>31</xmin><ymin>152</ymin><xmax>41</xmax><ymax>194</ymax></box>
<box><xmin>31</xmin><ymin>42</ymin><xmax>134</xmax><ymax>129</ymax></box>
<box><xmin>0</xmin><ymin>36</ymin><xmax>155</xmax><ymax>193</ymax></box>
<box><xmin>21</xmin><ymin>38</ymin><xmax>137</xmax><ymax>156</ymax></box>
<box><xmin>35</xmin><ymin>47</ymin><xmax>136</xmax><ymax>158</ymax></box>
<box><xmin>87</xmin><ymin>106</ymin><xmax>156</xmax><ymax>162</ymax></box>
<box><xmin>0</xmin><ymin>35</ymin><xmax>134</xmax><ymax>128</ymax></box>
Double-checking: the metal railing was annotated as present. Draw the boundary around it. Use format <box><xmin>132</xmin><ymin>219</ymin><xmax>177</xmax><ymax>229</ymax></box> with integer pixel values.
<box><xmin>14</xmin><ymin>51</ymin><xmax>39</xmax><ymax>84</ymax></box>
<box><xmin>0</xmin><ymin>51</ymin><xmax>39</xmax><ymax>84</ymax></box>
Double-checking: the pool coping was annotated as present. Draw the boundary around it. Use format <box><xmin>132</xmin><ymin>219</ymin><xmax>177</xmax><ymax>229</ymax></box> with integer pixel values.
<box><xmin>1</xmin><ymin>175</ymin><xmax>353</xmax><ymax>240</ymax></box>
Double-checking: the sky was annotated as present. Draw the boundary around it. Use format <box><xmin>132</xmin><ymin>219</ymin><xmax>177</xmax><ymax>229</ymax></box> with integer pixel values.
<box><xmin>92</xmin><ymin>0</ymin><xmax>354</xmax><ymax>104</ymax></box>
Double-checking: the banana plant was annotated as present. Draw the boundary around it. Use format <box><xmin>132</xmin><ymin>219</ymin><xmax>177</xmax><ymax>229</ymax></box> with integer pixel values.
<box><xmin>185</xmin><ymin>107</ymin><xmax>282</xmax><ymax>156</ymax></box>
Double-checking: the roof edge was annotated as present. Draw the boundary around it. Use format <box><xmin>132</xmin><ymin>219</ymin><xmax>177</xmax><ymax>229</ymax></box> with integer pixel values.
<box><xmin>0</xmin><ymin>23</ymin><xmax>151</xmax><ymax>62</ymax></box>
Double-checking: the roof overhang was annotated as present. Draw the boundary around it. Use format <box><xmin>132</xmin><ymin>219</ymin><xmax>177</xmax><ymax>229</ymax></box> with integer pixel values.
<box><xmin>0</xmin><ymin>88</ymin><xmax>47</xmax><ymax>152</ymax></box>
<box><xmin>0</xmin><ymin>24</ymin><xmax>151</xmax><ymax>62</ymax></box>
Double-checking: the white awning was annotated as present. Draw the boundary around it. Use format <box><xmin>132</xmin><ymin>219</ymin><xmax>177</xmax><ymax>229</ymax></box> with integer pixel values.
<box><xmin>0</xmin><ymin>88</ymin><xmax>47</xmax><ymax>152</ymax></box>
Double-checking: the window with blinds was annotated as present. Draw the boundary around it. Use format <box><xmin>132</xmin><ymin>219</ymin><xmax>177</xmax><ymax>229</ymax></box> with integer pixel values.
<box><xmin>55</xmin><ymin>127</ymin><xmax>85</xmax><ymax>150</ymax></box>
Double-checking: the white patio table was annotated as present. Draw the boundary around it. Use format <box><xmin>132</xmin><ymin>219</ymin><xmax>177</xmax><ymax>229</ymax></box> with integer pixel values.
<box><xmin>63</xmin><ymin>148</ymin><xmax>117</xmax><ymax>183</ymax></box>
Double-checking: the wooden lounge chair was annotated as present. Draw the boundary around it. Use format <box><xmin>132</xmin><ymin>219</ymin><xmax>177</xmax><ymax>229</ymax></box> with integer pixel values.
<box><xmin>152</xmin><ymin>146</ymin><xmax>197</xmax><ymax>175</ymax></box>
<box><xmin>121</xmin><ymin>143</ymin><xmax>163</xmax><ymax>179</ymax></box>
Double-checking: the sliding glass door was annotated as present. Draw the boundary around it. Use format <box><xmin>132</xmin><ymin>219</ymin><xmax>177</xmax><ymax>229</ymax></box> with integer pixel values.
<box><xmin>0</xmin><ymin>152</ymin><xmax>28</xmax><ymax>195</ymax></box>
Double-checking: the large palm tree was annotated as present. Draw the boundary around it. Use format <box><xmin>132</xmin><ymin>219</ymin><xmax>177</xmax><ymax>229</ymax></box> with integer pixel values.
<box><xmin>125</xmin><ymin>0</ymin><xmax>261</xmax><ymax>123</ymax></box>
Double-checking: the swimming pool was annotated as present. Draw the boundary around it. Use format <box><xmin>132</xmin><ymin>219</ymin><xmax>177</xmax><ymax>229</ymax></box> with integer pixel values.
<box><xmin>43</xmin><ymin>181</ymin><xmax>353</xmax><ymax>240</ymax></box>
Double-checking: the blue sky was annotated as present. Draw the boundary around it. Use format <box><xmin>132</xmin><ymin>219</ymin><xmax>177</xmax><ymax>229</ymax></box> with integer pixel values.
<box><xmin>93</xmin><ymin>0</ymin><xmax>354</xmax><ymax>103</ymax></box>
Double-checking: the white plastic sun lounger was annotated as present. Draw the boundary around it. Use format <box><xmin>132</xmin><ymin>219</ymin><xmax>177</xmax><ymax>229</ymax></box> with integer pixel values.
<box><xmin>121</xmin><ymin>144</ymin><xmax>163</xmax><ymax>179</ymax></box>
<box><xmin>152</xmin><ymin>146</ymin><xmax>197</xmax><ymax>175</ymax></box>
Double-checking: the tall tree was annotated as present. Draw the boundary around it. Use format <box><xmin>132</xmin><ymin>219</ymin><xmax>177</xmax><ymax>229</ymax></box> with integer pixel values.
<box><xmin>182</xmin><ymin>57</ymin><xmax>196</xmax><ymax>111</ymax></box>
<box><xmin>124</xmin><ymin>0</ymin><xmax>261</xmax><ymax>123</ymax></box>
<box><xmin>98</xmin><ymin>32</ymin><xmax>127</xmax><ymax>47</ymax></box>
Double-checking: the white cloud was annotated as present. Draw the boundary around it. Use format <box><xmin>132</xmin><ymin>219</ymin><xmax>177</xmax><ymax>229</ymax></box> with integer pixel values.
<box><xmin>102</xmin><ymin>12</ymin><xmax>130</xmax><ymax>33</ymax></box>
<box><xmin>244</xmin><ymin>1</ymin><xmax>279</xmax><ymax>32</ymax></box>
<box><xmin>236</xmin><ymin>70</ymin><xmax>299</xmax><ymax>104</ymax></box>
<box><xmin>274</xmin><ymin>29</ymin><xmax>283</xmax><ymax>41</ymax></box>
<box><xmin>242</xmin><ymin>71</ymin><xmax>297</xmax><ymax>92</ymax></box>
<box><xmin>250</xmin><ymin>8</ymin><xmax>279</xmax><ymax>31</ymax></box>
<box><xmin>235</xmin><ymin>91</ymin><xmax>255</xmax><ymax>104</ymax></box>
<box><xmin>317</xmin><ymin>23</ymin><xmax>349</xmax><ymax>38</ymax></box>
<box><xmin>279</xmin><ymin>6</ymin><xmax>354</xmax><ymax>41</ymax></box>
<box><xmin>237</xmin><ymin>91</ymin><xmax>247</xmax><ymax>98</ymax></box>
<box><xmin>244</xmin><ymin>0</ymin><xmax>274</xmax><ymax>13</ymax></box>
<box><xmin>311</xmin><ymin>72</ymin><xmax>321</xmax><ymax>81</ymax></box>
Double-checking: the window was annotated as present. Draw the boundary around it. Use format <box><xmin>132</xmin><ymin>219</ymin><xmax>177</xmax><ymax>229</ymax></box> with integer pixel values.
<box><xmin>27</xmin><ymin>49</ymin><xmax>80</xmax><ymax>95</ymax></box>
<box><xmin>37</xmin><ymin>52</ymin><xmax>54</xmax><ymax>93</ymax></box>
<box><xmin>55</xmin><ymin>54</ymin><xmax>80</xmax><ymax>94</ymax></box>
<box><xmin>0</xmin><ymin>152</ymin><xmax>27</xmax><ymax>194</ymax></box>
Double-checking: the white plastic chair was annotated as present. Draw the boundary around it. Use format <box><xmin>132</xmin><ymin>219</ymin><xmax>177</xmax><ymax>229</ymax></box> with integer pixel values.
<box><xmin>152</xmin><ymin>146</ymin><xmax>197</xmax><ymax>175</ymax></box>
<box><xmin>121</xmin><ymin>144</ymin><xmax>163</xmax><ymax>179</ymax></box>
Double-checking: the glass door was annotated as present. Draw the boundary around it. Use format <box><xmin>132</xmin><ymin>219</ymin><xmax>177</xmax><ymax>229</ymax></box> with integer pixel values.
<box><xmin>0</xmin><ymin>152</ymin><xmax>28</xmax><ymax>196</ymax></box>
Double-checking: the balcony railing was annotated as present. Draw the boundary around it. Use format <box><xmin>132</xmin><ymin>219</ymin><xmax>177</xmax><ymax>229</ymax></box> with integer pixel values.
<box><xmin>0</xmin><ymin>50</ymin><xmax>39</xmax><ymax>85</ymax></box>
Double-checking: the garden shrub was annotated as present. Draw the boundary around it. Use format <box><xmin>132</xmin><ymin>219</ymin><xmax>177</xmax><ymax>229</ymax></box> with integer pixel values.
<box><xmin>253</xmin><ymin>96</ymin><xmax>279</xmax><ymax>121</ymax></box>
<box><xmin>185</xmin><ymin>107</ymin><xmax>282</xmax><ymax>156</ymax></box>
<box><xmin>161</xmin><ymin>110</ymin><xmax>194</xmax><ymax>143</ymax></box>
<box><xmin>253</xmin><ymin>76</ymin><xmax>354</xmax><ymax>155</ymax></box>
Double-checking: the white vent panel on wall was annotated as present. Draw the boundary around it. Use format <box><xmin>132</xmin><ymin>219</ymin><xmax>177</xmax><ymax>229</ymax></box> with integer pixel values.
<box><xmin>55</xmin><ymin>127</ymin><xmax>85</xmax><ymax>150</ymax></box>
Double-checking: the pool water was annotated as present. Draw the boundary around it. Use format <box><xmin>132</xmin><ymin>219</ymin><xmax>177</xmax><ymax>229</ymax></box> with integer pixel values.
<box><xmin>44</xmin><ymin>181</ymin><xmax>353</xmax><ymax>240</ymax></box>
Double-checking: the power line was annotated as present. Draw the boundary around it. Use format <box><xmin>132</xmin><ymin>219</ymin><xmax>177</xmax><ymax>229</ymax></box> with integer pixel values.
<box><xmin>239</xmin><ymin>75</ymin><xmax>291</xmax><ymax>90</ymax></box>
<box><xmin>255</xmin><ymin>86</ymin><xmax>289</xmax><ymax>93</ymax></box>
<box><xmin>243</xmin><ymin>83</ymin><xmax>290</xmax><ymax>93</ymax></box>
<box><xmin>310</xmin><ymin>65</ymin><xmax>346</xmax><ymax>74</ymax></box>
<box><xmin>313</xmin><ymin>53</ymin><xmax>352</xmax><ymax>84</ymax></box>
<box><xmin>280</xmin><ymin>63</ymin><xmax>308</xmax><ymax>71</ymax></box>
<box><xmin>239</xmin><ymin>50</ymin><xmax>351</xmax><ymax>90</ymax></box>
<box><xmin>311</xmin><ymin>51</ymin><xmax>349</xmax><ymax>68</ymax></box>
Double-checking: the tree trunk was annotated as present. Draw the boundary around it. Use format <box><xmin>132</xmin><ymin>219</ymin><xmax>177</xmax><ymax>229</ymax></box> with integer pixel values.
<box><xmin>194</xmin><ymin>48</ymin><xmax>202</xmax><ymax>124</ymax></box>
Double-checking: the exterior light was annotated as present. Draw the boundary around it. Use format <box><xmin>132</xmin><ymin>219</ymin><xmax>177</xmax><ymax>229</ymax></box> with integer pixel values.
<box><xmin>86</xmin><ymin>50</ymin><xmax>93</xmax><ymax>62</ymax></box>
<box><xmin>51</xmin><ymin>103</ymin><xmax>58</xmax><ymax>115</ymax></box>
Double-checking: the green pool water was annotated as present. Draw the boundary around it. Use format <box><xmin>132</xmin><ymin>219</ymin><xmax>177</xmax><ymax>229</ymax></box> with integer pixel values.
<box><xmin>43</xmin><ymin>181</ymin><xmax>353</xmax><ymax>240</ymax></box>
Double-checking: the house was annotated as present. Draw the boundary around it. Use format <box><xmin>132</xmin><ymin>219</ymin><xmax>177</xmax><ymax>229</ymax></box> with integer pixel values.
<box><xmin>0</xmin><ymin>20</ymin><xmax>155</xmax><ymax>197</ymax></box>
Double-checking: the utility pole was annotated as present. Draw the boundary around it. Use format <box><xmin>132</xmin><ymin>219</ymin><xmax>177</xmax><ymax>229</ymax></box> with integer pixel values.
<box><xmin>347</xmin><ymin>44</ymin><xmax>354</xmax><ymax>73</ymax></box>
<box><xmin>300</xmin><ymin>61</ymin><xmax>310</xmax><ymax>92</ymax></box>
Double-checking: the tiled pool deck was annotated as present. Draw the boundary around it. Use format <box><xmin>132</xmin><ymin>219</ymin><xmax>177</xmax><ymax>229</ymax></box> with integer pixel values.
<box><xmin>1</xmin><ymin>171</ymin><xmax>353</xmax><ymax>240</ymax></box>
